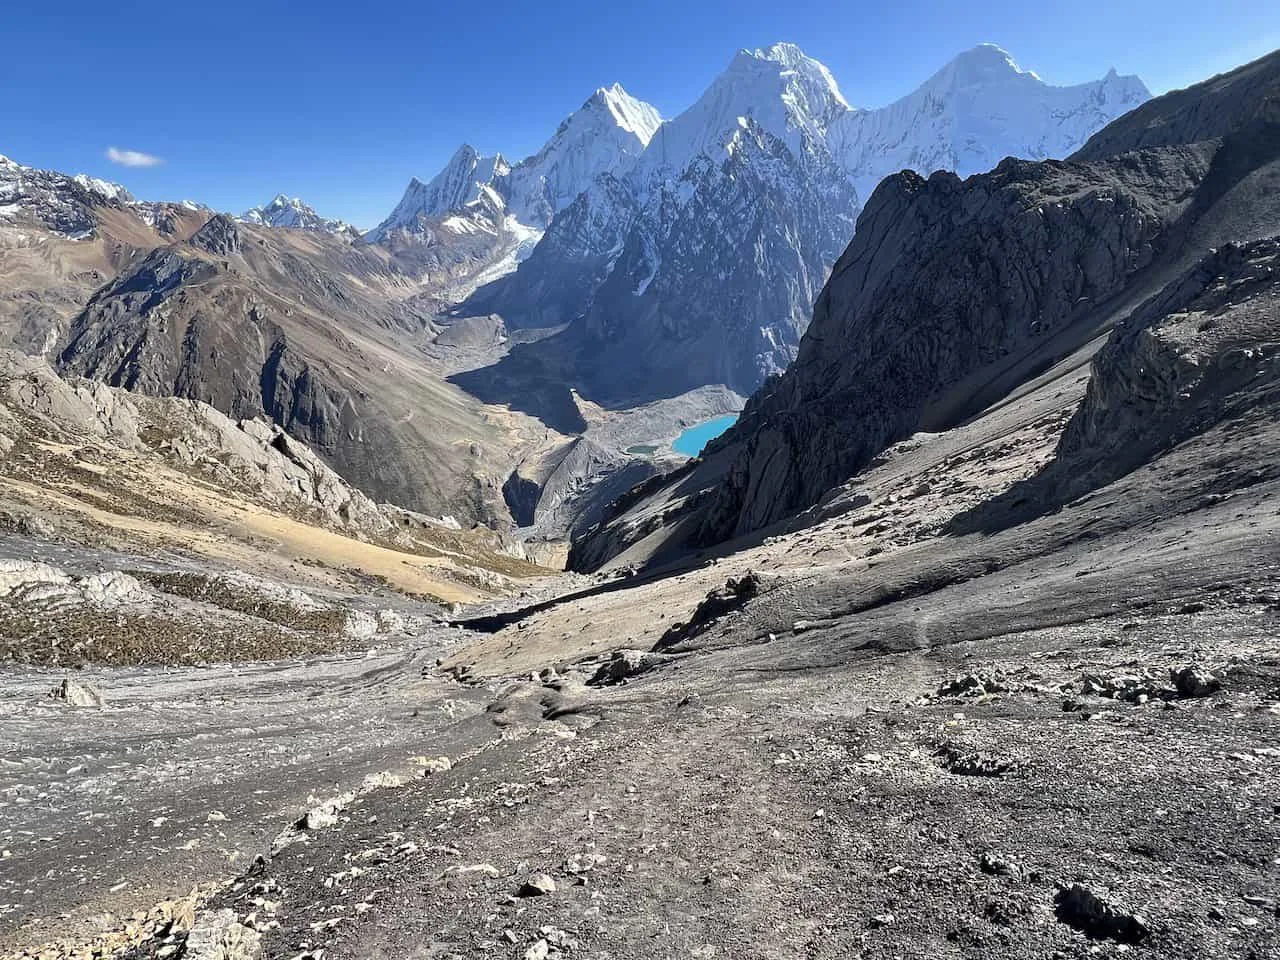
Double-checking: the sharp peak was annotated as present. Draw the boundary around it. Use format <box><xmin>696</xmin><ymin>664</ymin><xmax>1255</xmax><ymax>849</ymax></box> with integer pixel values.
<box><xmin>732</xmin><ymin>41</ymin><xmax>821</xmax><ymax>68</ymax></box>
<box><xmin>590</xmin><ymin>81</ymin><xmax>630</xmax><ymax>101</ymax></box>
<box><xmin>446</xmin><ymin>143</ymin><xmax>507</xmax><ymax>167</ymax></box>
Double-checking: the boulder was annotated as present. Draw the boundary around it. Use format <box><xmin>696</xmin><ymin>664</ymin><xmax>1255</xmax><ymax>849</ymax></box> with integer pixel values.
<box><xmin>518</xmin><ymin>873</ymin><xmax>557</xmax><ymax>897</ymax></box>
<box><xmin>1172</xmin><ymin>665</ymin><xmax>1221</xmax><ymax>698</ymax></box>
<box><xmin>50</xmin><ymin>678</ymin><xmax>104</xmax><ymax>707</ymax></box>
<box><xmin>183</xmin><ymin>909</ymin><xmax>262</xmax><ymax>960</ymax></box>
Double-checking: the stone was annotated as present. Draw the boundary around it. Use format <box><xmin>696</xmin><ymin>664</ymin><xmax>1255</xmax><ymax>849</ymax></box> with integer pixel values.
<box><xmin>298</xmin><ymin>792</ymin><xmax>353</xmax><ymax>831</ymax></box>
<box><xmin>1172</xmin><ymin>665</ymin><xmax>1221</xmax><ymax>698</ymax></box>
<box><xmin>518</xmin><ymin>873</ymin><xmax>557</xmax><ymax>897</ymax></box>
<box><xmin>938</xmin><ymin>673</ymin><xmax>1007</xmax><ymax>698</ymax></box>
<box><xmin>1054</xmin><ymin>884</ymin><xmax>1151</xmax><ymax>944</ymax></box>
<box><xmin>1081</xmin><ymin>673</ymin><xmax>1160</xmax><ymax>703</ymax></box>
<box><xmin>50</xmin><ymin>678</ymin><xmax>104</xmax><ymax>707</ymax></box>
<box><xmin>565</xmin><ymin>852</ymin><xmax>607</xmax><ymax>874</ymax></box>
<box><xmin>937</xmin><ymin>746</ymin><xmax>1016</xmax><ymax>778</ymax></box>
<box><xmin>979</xmin><ymin>851</ymin><xmax>1021</xmax><ymax>877</ymax></box>
<box><xmin>444</xmin><ymin>863</ymin><xmax>501</xmax><ymax>880</ymax></box>
<box><xmin>417</xmin><ymin>755</ymin><xmax>452</xmax><ymax>775</ymax></box>
<box><xmin>588</xmin><ymin>649</ymin><xmax>657</xmax><ymax>686</ymax></box>
<box><xmin>184</xmin><ymin>909</ymin><xmax>262</xmax><ymax>960</ymax></box>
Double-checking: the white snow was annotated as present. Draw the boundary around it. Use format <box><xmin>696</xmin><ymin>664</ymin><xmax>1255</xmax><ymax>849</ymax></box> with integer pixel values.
<box><xmin>71</xmin><ymin>173</ymin><xmax>133</xmax><ymax>203</ymax></box>
<box><xmin>827</xmin><ymin>44</ymin><xmax>1151</xmax><ymax>203</ymax></box>
<box><xmin>239</xmin><ymin>193</ymin><xmax>354</xmax><ymax>235</ymax></box>
<box><xmin>368</xmin><ymin>84</ymin><xmax>664</xmax><ymax>242</ymax></box>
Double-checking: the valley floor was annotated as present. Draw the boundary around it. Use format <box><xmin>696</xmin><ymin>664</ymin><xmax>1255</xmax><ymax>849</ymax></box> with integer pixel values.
<box><xmin>3</xmin><ymin>350</ymin><xmax>1278</xmax><ymax>959</ymax></box>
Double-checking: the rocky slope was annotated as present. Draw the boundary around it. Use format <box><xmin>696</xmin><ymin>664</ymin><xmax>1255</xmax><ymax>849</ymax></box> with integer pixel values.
<box><xmin>571</xmin><ymin>47</ymin><xmax>1280</xmax><ymax>567</ymax></box>
<box><xmin>457</xmin><ymin>44</ymin><xmax>1147</xmax><ymax>407</ymax></box>
<box><xmin>0</xmin><ymin>350</ymin><xmax>550</xmax><ymax>634</ymax></box>
<box><xmin>52</xmin><ymin>212</ymin><xmax>560</xmax><ymax>522</ymax></box>
<box><xmin>0</xmin><ymin>154</ymin><xmax>209</xmax><ymax>355</ymax></box>
<box><xmin>956</xmin><ymin>235</ymin><xmax>1280</xmax><ymax>532</ymax></box>
<box><xmin>7</xmin><ymin>205</ymin><xmax>1280</xmax><ymax>958</ymax></box>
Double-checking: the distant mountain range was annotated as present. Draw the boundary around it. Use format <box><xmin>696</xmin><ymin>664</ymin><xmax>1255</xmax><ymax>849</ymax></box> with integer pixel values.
<box><xmin>240</xmin><ymin>194</ymin><xmax>358</xmax><ymax>238</ymax></box>
<box><xmin>434</xmin><ymin>43</ymin><xmax>1149</xmax><ymax>411</ymax></box>
<box><xmin>0</xmin><ymin>41</ymin><xmax>1154</xmax><ymax>532</ymax></box>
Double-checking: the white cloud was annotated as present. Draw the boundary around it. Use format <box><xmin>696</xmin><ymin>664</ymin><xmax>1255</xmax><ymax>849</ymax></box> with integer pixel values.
<box><xmin>105</xmin><ymin>146</ymin><xmax>163</xmax><ymax>168</ymax></box>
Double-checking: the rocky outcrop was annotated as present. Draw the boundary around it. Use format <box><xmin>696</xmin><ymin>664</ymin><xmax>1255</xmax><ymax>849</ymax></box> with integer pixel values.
<box><xmin>503</xmin><ymin>436</ymin><xmax>659</xmax><ymax>538</ymax></box>
<box><xmin>190</xmin><ymin>215</ymin><xmax>242</xmax><ymax>257</ymax></box>
<box><xmin>953</xmin><ymin>237</ymin><xmax>1280</xmax><ymax>531</ymax></box>
<box><xmin>0</xmin><ymin>350</ymin><xmax>390</xmax><ymax>534</ymax></box>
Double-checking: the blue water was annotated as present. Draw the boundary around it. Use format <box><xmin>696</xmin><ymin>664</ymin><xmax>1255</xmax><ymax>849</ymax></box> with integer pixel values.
<box><xmin>672</xmin><ymin>414</ymin><xmax>738</xmax><ymax>457</ymax></box>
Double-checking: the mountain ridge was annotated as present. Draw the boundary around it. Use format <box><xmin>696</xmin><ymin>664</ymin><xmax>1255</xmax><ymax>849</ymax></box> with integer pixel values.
<box><xmin>452</xmin><ymin>42</ymin><xmax>1148</xmax><ymax>412</ymax></box>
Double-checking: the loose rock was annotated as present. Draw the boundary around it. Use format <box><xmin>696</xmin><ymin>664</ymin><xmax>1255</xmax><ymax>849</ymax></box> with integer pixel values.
<box><xmin>184</xmin><ymin>909</ymin><xmax>262</xmax><ymax>960</ymax></box>
<box><xmin>1054</xmin><ymin>884</ymin><xmax>1151</xmax><ymax>943</ymax></box>
<box><xmin>1172</xmin><ymin>665</ymin><xmax>1221</xmax><ymax>698</ymax></box>
<box><xmin>518</xmin><ymin>873</ymin><xmax>557</xmax><ymax>897</ymax></box>
<box><xmin>49</xmin><ymin>678</ymin><xmax>104</xmax><ymax>707</ymax></box>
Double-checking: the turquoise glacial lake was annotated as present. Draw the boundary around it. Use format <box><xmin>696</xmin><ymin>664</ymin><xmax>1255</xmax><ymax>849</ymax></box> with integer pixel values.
<box><xmin>672</xmin><ymin>414</ymin><xmax>738</xmax><ymax>457</ymax></box>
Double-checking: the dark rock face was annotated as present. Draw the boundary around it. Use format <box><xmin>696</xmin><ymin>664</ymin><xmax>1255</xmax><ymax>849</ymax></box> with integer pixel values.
<box><xmin>58</xmin><ymin>248</ymin><xmax>356</xmax><ymax>463</ymax></box>
<box><xmin>696</xmin><ymin>148</ymin><xmax>1208</xmax><ymax>541</ymax></box>
<box><xmin>189</xmin><ymin>215</ymin><xmax>242</xmax><ymax>257</ymax></box>
<box><xmin>953</xmin><ymin>237</ymin><xmax>1280</xmax><ymax>532</ymax></box>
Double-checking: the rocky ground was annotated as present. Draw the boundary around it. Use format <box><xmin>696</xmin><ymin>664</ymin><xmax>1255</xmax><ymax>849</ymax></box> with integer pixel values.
<box><xmin>3</xmin><ymin>329</ymin><xmax>1278</xmax><ymax>957</ymax></box>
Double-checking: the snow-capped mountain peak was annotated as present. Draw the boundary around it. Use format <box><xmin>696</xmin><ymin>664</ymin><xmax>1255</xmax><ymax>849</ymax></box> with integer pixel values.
<box><xmin>369</xmin><ymin>85</ymin><xmax>663</xmax><ymax>241</ymax></box>
<box><xmin>238</xmin><ymin>194</ymin><xmax>355</xmax><ymax>236</ymax></box>
<box><xmin>827</xmin><ymin>44</ymin><xmax>1152</xmax><ymax>202</ymax></box>
<box><xmin>640</xmin><ymin>42</ymin><xmax>849</xmax><ymax>180</ymax></box>
<box><xmin>366</xmin><ymin>145</ymin><xmax>512</xmax><ymax>243</ymax></box>
<box><xmin>503</xmin><ymin>83</ymin><xmax>663</xmax><ymax>227</ymax></box>
<box><xmin>931</xmin><ymin>42</ymin><xmax>1037</xmax><ymax>87</ymax></box>
<box><xmin>585</xmin><ymin>83</ymin><xmax>664</xmax><ymax>144</ymax></box>
<box><xmin>71</xmin><ymin>173</ymin><xmax>133</xmax><ymax>204</ymax></box>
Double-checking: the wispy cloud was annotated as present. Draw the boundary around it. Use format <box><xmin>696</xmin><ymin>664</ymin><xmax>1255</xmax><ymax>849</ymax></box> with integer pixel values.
<box><xmin>105</xmin><ymin>146</ymin><xmax>163</xmax><ymax>168</ymax></box>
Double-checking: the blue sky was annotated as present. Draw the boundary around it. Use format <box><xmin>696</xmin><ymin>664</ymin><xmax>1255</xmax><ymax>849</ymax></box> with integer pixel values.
<box><xmin>2</xmin><ymin>0</ymin><xmax>1274</xmax><ymax>228</ymax></box>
